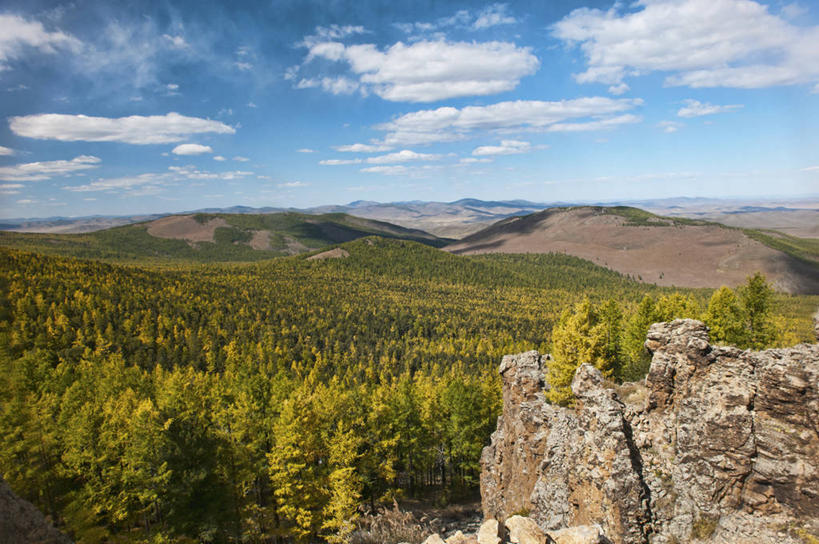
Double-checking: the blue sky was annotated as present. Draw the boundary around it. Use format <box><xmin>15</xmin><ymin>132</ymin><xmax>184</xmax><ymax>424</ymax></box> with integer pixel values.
<box><xmin>1</xmin><ymin>0</ymin><xmax>818</xmax><ymax>219</ymax></box>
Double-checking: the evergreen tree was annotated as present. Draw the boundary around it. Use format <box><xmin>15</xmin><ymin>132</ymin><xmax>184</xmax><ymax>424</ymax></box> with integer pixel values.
<box><xmin>738</xmin><ymin>272</ymin><xmax>778</xmax><ymax>349</ymax></box>
<box><xmin>546</xmin><ymin>298</ymin><xmax>608</xmax><ymax>406</ymax></box>
<box><xmin>704</xmin><ymin>286</ymin><xmax>747</xmax><ymax>346</ymax></box>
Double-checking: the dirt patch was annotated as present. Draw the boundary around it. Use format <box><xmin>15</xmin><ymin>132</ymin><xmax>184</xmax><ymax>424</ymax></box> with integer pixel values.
<box><xmin>147</xmin><ymin>215</ymin><xmax>228</xmax><ymax>243</ymax></box>
<box><xmin>446</xmin><ymin>208</ymin><xmax>818</xmax><ymax>293</ymax></box>
<box><xmin>282</xmin><ymin>236</ymin><xmax>310</xmax><ymax>255</ymax></box>
<box><xmin>248</xmin><ymin>230</ymin><xmax>272</xmax><ymax>250</ymax></box>
<box><xmin>307</xmin><ymin>247</ymin><xmax>350</xmax><ymax>260</ymax></box>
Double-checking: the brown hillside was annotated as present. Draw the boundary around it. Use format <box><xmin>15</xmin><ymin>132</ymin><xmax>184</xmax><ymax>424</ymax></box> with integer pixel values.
<box><xmin>146</xmin><ymin>215</ymin><xmax>228</xmax><ymax>242</ymax></box>
<box><xmin>445</xmin><ymin>207</ymin><xmax>819</xmax><ymax>294</ymax></box>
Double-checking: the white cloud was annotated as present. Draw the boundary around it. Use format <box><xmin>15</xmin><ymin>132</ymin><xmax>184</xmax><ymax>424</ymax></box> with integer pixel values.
<box><xmin>278</xmin><ymin>181</ymin><xmax>308</xmax><ymax>188</ymax></box>
<box><xmin>0</xmin><ymin>146</ymin><xmax>15</xmax><ymax>156</ymax></box>
<box><xmin>334</xmin><ymin>143</ymin><xmax>393</xmax><ymax>153</ymax></box>
<box><xmin>302</xmin><ymin>25</ymin><xmax>368</xmax><ymax>47</ymax></box>
<box><xmin>460</xmin><ymin>157</ymin><xmax>492</xmax><ymax>164</ymax></box>
<box><xmin>657</xmin><ymin>121</ymin><xmax>683</xmax><ymax>133</ymax></box>
<box><xmin>168</xmin><ymin>165</ymin><xmax>252</xmax><ymax>180</ymax></box>
<box><xmin>297</xmin><ymin>148</ymin><xmax>316</xmax><ymax>153</ymax></box>
<box><xmin>321</xmin><ymin>150</ymin><xmax>441</xmax><ymax>165</ymax></box>
<box><xmin>234</xmin><ymin>61</ymin><xmax>253</xmax><ymax>71</ymax></box>
<box><xmin>361</xmin><ymin>165</ymin><xmax>410</xmax><ymax>175</ymax></box>
<box><xmin>472</xmin><ymin>139</ymin><xmax>531</xmax><ymax>156</ymax></box>
<box><xmin>0</xmin><ymin>155</ymin><xmax>100</xmax><ymax>182</ymax></box>
<box><xmin>172</xmin><ymin>143</ymin><xmax>213</xmax><ymax>155</ymax></box>
<box><xmin>0</xmin><ymin>14</ymin><xmax>81</xmax><ymax>71</ymax></box>
<box><xmin>297</xmin><ymin>76</ymin><xmax>361</xmax><ymax>95</ymax></box>
<box><xmin>377</xmin><ymin>97</ymin><xmax>642</xmax><ymax>146</ymax></box>
<box><xmin>366</xmin><ymin>150</ymin><xmax>441</xmax><ymax>164</ymax></box>
<box><xmin>395</xmin><ymin>4</ymin><xmax>516</xmax><ymax>34</ymax></box>
<box><xmin>677</xmin><ymin>99</ymin><xmax>743</xmax><ymax>117</ymax></box>
<box><xmin>0</xmin><ymin>183</ymin><xmax>23</xmax><ymax>194</ymax></box>
<box><xmin>213</xmin><ymin>155</ymin><xmax>227</xmax><ymax>161</ymax></box>
<box><xmin>233</xmin><ymin>156</ymin><xmax>249</xmax><ymax>162</ymax></box>
<box><xmin>301</xmin><ymin>39</ymin><xmax>538</xmax><ymax>102</ymax></box>
<box><xmin>553</xmin><ymin>0</ymin><xmax>819</xmax><ymax>90</ymax></box>
<box><xmin>163</xmin><ymin>35</ymin><xmax>188</xmax><ymax>49</ymax></box>
<box><xmin>320</xmin><ymin>158</ymin><xmax>363</xmax><ymax>165</ymax></box>
<box><xmin>10</xmin><ymin>112</ymin><xmax>235</xmax><ymax>144</ymax></box>
<box><xmin>473</xmin><ymin>4</ymin><xmax>517</xmax><ymax>30</ymax></box>
<box><xmin>63</xmin><ymin>173</ymin><xmax>164</xmax><ymax>193</ymax></box>
<box><xmin>608</xmin><ymin>83</ymin><xmax>629</xmax><ymax>95</ymax></box>
<box><xmin>800</xmin><ymin>165</ymin><xmax>819</xmax><ymax>172</ymax></box>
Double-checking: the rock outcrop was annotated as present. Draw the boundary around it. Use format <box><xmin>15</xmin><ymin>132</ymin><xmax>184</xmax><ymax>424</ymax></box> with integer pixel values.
<box><xmin>481</xmin><ymin>319</ymin><xmax>819</xmax><ymax>544</ymax></box>
<box><xmin>0</xmin><ymin>479</ymin><xmax>72</xmax><ymax>544</ymax></box>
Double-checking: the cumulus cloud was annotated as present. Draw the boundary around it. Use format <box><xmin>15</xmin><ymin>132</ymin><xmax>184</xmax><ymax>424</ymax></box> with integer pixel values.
<box><xmin>472</xmin><ymin>140</ymin><xmax>531</xmax><ymax>156</ymax></box>
<box><xmin>552</xmin><ymin>0</ymin><xmax>819</xmax><ymax>90</ymax></box>
<box><xmin>0</xmin><ymin>155</ymin><xmax>100</xmax><ymax>182</ymax></box>
<box><xmin>376</xmin><ymin>97</ymin><xmax>642</xmax><ymax>146</ymax></box>
<box><xmin>300</xmin><ymin>39</ymin><xmax>538</xmax><ymax>102</ymax></box>
<box><xmin>213</xmin><ymin>155</ymin><xmax>227</xmax><ymax>161</ymax></box>
<box><xmin>278</xmin><ymin>181</ymin><xmax>308</xmax><ymax>188</ymax></box>
<box><xmin>677</xmin><ymin>99</ymin><xmax>743</xmax><ymax>117</ymax></box>
<box><xmin>297</xmin><ymin>148</ymin><xmax>316</xmax><ymax>153</ymax></box>
<box><xmin>233</xmin><ymin>156</ymin><xmax>249</xmax><ymax>162</ymax></box>
<box><xmin>172</xmin><ymin>143</ymin><xmax>213</xmax><ymax>155</ymax></box>
<box><xmin>10</xmin><ymin>112</ymin><xmax>235</xmax><ymax>144</ymax></box>
<box><xmin>0</xmin><ymin>14</ymin><xmax>81</xmax><ymax>71</ymax></box>
<box><xmin>0</xmin><ymin>146</ymin><xmax>15</xmax><ymax>156</ymax></box>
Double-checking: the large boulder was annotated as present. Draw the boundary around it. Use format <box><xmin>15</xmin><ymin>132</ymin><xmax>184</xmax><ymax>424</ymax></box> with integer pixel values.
<box><xmin>481</xmin><ymin>319</ymin><xmax>819</xmax><ymax>544</ymax></box>
<box><xmin>0</xmin><ymin>479</ymin><xmax>72</xmax><ymax>544</ymax></box>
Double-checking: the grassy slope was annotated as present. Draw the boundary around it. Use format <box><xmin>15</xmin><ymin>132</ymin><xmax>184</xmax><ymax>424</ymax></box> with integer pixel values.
<box><xmin>0</xmin><ymin>212</ymin><xmax>451</xmax><ymax>263</ymax></box>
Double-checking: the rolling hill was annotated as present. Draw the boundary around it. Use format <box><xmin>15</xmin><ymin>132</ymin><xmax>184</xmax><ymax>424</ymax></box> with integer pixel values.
<box><xmin>0</xmin><ymin>212</ymin><xmax>450</xmax><ymax>263</ymax></box>
<box><xmin>445</xmin><ymin>206</ymin><xmax>819</xmax><ymax>294</ymax></box>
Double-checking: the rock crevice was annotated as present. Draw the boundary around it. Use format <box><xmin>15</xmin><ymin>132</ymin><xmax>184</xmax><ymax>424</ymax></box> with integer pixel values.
<box><xmin>481</xmin><ymin>319</ymin><xmax>819</xmax><ymax>544</ymax></box>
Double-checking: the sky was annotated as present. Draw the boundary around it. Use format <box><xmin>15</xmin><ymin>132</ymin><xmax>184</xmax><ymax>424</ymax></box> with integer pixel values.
<box><xmin>1</xmin><ymin>0</ymin><xmax>818</xmax><ymax>219</ymax></box>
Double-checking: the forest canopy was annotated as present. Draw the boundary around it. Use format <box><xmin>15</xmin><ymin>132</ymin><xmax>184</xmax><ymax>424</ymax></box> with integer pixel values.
<box><xmin>1</xmin><ymin>238</ymin><xmax>815</xmax><ymax>543</ymax></box>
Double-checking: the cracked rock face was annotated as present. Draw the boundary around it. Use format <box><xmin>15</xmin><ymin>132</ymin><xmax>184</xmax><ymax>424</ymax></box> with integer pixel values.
<box><xmin>480</xmin><ymin>319</ymin><xmax>819</xmax><ymax>544</ymax></box>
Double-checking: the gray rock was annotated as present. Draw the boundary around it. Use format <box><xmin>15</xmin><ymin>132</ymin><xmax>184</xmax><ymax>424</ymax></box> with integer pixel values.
<box><xmin>481</xmin><ymin>319</ymin><xmax>819</xmax><ymax>544</ymax></box>
<box><xmin>0</xmin><ymin>478</ymin><xmax>72</xmax><ymax>544</ymax></box>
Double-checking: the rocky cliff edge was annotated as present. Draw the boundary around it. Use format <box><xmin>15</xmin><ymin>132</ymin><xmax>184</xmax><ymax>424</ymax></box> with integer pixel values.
<box><xmin>480</xmin><ymin>319</ymin><xmax>819</xmax><ymax>544</ymax></box>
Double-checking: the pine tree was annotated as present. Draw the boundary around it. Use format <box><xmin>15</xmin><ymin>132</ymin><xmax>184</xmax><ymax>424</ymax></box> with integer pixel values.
<box><xmin>704</xmin><ymin>286</ymin><xmax>747</xmax><ymax>346</ymax></box>
<box><xmin>546</xmin><ymin>298</ymin><xmax>607</xmax><ymax>406</ymax></box>
<box><xmin>738</xmin><ymin>272</ymin><xmax>777</xmax><ymax>349</ymax></box>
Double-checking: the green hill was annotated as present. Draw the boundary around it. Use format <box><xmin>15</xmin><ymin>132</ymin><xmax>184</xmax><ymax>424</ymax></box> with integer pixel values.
<box><xmin>0</xmin><ymin>211</ymin><xmax>450</xmax><ymax>263</ymax></box>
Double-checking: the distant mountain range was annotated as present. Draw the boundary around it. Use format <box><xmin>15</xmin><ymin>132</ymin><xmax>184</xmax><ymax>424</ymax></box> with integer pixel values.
<box><xmin>3</xmin><ymin>196</ymin><xmax>817</xmax><ymax>239</ymax></box>
<box><xmin>2</xmin><ymin>202</ymin><xmax>818</xmax><ymax>293</ymax></box>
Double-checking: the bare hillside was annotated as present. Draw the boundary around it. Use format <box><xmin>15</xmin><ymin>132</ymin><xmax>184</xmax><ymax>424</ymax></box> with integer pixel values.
<box><xmin>445</xmin><ymin>207</ymin><xmax>819</xmax><ymax>294</ymax></box>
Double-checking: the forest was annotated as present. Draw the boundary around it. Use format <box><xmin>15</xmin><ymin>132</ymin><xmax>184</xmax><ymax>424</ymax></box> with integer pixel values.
<box><xmin>1</xmin><ymin>236</ymin><xmax>816</xmax><ymax>543</ymax></box>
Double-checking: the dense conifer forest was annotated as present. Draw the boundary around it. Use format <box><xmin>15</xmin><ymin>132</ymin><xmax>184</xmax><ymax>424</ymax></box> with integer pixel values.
<box><xmin>1</xmin><ymin>237</ymin><xmax>816</xmax><ymax>543</ymax></box>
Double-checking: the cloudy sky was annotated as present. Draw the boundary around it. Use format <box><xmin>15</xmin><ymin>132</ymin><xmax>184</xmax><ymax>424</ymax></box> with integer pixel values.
<box><xmin>1</xmin><ymin>0</ymin><xmax>818</xmax><ymax>218</ymax></box>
